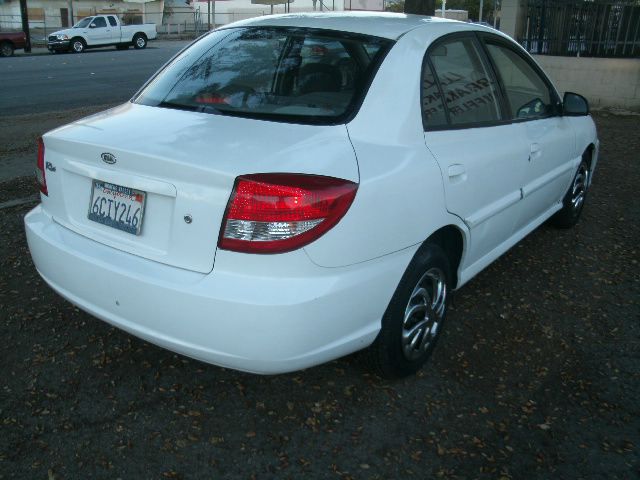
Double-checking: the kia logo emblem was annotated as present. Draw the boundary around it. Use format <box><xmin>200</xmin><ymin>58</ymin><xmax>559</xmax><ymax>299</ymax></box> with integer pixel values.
<box><xmin>101</xmin><ymin>153</ymin><xmax>116</xmax><ymax>165</ymax></box>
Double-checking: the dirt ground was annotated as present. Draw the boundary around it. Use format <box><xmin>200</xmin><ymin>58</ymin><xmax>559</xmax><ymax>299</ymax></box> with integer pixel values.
<box><xmin>0</xmin><ymin>113</ymin><xmax>638</xmax><ymax>479</ymax></box>
<box><xmin>0</xmin><ymin>105</ymin><xmax>117</xmax><ymax>181</ymax></box>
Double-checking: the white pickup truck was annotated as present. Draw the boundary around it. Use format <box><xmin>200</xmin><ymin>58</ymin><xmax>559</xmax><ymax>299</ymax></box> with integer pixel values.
<box><xmin>47</xmin><ymin>14</ymin><xmax>157</xmax><ymax>53</ymax></box>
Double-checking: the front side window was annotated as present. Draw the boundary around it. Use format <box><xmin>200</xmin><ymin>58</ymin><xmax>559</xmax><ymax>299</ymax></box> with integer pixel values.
<box><xmin>485</xmin><ymin>42</ymin><xmax>554</xmax><ymax>120</ymax></box>
<box><xmin>92</xmin><ymin>17</ymin><xmax>107</xmax><ymax>28</ymax></box>
<box><xmin>426</xmin><ymin>36</ymin><xmax>503</xmax><ymax>127</ymax></box>
<box><xmin>135</xmin><ymin>27</ymin><xmax>392</xmax><ymax>124</ymax></box>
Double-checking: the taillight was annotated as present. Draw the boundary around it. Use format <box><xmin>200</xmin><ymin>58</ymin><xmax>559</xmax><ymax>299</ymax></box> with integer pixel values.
<box><xmin>36</xmin><ymin>137</ymin><xmax>48</xmax><ymax>196</ymax></box>
<box><xmin>219</xmin><ymin>173</ymin><xmax>358</xmax><ymax>254</ymax></box>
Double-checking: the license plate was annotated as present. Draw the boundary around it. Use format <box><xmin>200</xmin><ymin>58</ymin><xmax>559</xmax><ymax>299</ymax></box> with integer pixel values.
<box><xmin>88</xmin><ymin>180</ymin><xmax>146</xmax><ymax>235</ymax></box>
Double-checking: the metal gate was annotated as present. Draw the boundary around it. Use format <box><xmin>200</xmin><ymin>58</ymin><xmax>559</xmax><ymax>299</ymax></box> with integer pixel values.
<box><xmin>519</xmin><ymin>0</ymin><xmax>640</xmax><ymax>57</ymax></box>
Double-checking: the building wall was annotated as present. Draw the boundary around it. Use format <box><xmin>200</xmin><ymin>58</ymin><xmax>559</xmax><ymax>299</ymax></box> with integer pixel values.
<box><xmin>194</xmin><ymin>0</ymin><xmax>345</xmax><ymax>26</ymax></box>
<box><xmin>534</xmin><ymin>55</ymin><xmax>640</xmax><ymax>112</ymax></box>
<box><xmin>0</xmin><ymin>0</ymin><xmax>163</xmax><ymax>31</ymax></box>
<box><xmin>500</xmin><ymin>0</ymin><xmax>527</xmax><ymax>40</ymax></box>
<box><xmin>434</xmin><ymin>9</ymin><xmax>468</xmax><ymax>21</ymax></box>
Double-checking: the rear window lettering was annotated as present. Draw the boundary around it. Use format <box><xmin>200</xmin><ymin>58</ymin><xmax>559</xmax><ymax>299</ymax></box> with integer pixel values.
<box><xmin>427</xmin><ymin>37</ymin><xmax>503</xmax><ymax>127</ymax></box>
<box><xmin>421</xmin><ymin>63</ymin><xmax>448</xmax><ymax>128</ymax></box>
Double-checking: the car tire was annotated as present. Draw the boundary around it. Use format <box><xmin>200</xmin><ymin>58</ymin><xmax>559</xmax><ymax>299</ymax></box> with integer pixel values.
<box><xmin>133</xmin><ymin>34</ymin><xmax>147</xmax><ymax>50</ymax></box>
<box><xmin>549</xmin><ymin>158</ymin><xmax>590</xmax><ymax>228</ymax></box>
<box><xmin>0</xmin><ymin>41</ymin><xmax>14</xmax><ymax>57</ymax></box>
<box><xmin>367</xmin><ymin>242</ymin><xmax>452</xmax><ymax>378</ymax></box>
<box><xmin>71</xmin><ymin>38</ymin><xmax>86</xmax><ymax>54</ymax></box>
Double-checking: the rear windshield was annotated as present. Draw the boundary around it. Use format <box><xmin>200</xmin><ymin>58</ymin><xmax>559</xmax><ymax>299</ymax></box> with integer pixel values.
<box><xmin>134</xmin><ymin>27</ymin><xmax>393</xmax><ymax>124</ymax></box>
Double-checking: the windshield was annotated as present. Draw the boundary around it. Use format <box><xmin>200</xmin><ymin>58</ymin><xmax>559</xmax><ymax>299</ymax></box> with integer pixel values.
<box><xmin>134</xmin><ymin>27</ymin><xmax>393</xmax><ymax>124</ymax></box>
<box><xmin>74</xmin><ymin>17</ymin><xmax>93</xmax><ymax>28</ymax></box>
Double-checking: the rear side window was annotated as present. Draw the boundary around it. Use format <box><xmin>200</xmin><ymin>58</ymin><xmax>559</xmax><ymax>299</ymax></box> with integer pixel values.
<box><xmin>423</xmin><ymin>36</ymin><xmax>503</xmax><ymax>128</ymax></box>
<box><xmin>135</xmin><ymin>27</ymin><xmax>392</xmax><ymax>125</ymax></box>
<box><xmin>108</xmin><ymin>16</ymin><xmax>117</xmax><ymax>27</ymax></box>
<box><xmin>485</xmin><ymin>42</ymin><xmax>554</xmax><ymax>120</ymax></box>
<box><xmin>422</xmin><ymin>63</ymin><xmax>448</xmax><ymax>128</ymax></box>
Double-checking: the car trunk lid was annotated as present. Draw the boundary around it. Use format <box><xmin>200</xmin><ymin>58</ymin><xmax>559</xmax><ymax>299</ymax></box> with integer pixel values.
<box><xmin>40</xmin><ymin>103</ymin><xmax>359</xmax><ymax>273</ymax></box>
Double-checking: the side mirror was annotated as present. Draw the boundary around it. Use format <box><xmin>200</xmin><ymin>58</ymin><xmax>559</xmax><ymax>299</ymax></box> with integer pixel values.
<box><xmin>89</xmin><ymin>23</ymin><xmax>97</xmax><ymax>28</ymax></box>
<box><xmin>563</xmin><ymin>92</ymin><xmax>589</xmax><ymax>116</ymax></box>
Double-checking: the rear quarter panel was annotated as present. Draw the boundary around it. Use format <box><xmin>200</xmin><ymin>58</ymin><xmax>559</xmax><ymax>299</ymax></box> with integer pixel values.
<box><xmin>304</xmin><ymin>24</ymin><xmax>470</xmax><ymax>269</ymax></box>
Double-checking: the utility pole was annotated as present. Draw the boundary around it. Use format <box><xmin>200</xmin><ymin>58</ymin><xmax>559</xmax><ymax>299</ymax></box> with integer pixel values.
<box><xmin>208</xmin><ymin>0</ymin><xmax>211</xmax><ymax>30</ymax></box>
<box><xmin>493</xmin><ymin>0</ymin><xmax>498</xmax><ymax>27</ymax></box>
<box><xmin>19</xmin><ymin>0</ymin><xmax>31</xmax><ymax>53</ymax></box>
<box><xmin>68</xmin><ymin>0</ymin><xmax>74</xmax><ymax>25</ymax></box>
<box><xmin>479</xmin><ymin>0</ymin><xmax>484</xmax><ymax>21</ymax></box>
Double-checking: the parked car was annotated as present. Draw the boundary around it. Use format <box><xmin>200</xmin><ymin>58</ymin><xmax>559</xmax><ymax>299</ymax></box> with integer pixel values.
<box><xmin>47</xmin><ymin>14</ymin><xmax>157</xmax><ymax>53</ymax></box>
<box><xmin>25</xmin><ymin>13</ymin><xmax>598</xmax><ymax>377</ymax></box>
<box><xmin>0</xmin><ymin>31</ymin><xmax>26</xmax><ymax>57</ymax></box>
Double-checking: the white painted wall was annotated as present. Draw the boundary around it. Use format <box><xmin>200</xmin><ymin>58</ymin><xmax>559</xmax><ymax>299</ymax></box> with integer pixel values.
<box><xmin>534</xmin><ymin>55</ymin><xmax>640</xmax><ymax>112</ymax></box>
<box><xmin>0</xmin><ymin>0</ymin><xmax>163</xmax><ymax>30</ymax></box>
<box><xmin>194</xmin><ymin>0</ymin><xmax>345</xmax><ymax>26</ymax></box>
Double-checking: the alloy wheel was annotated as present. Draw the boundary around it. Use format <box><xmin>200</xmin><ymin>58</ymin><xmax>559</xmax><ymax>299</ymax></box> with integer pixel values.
<box><xmin>571</xmin><ymin>164</ymin><xmax>589</xmax><ymax>211</ymax></box>
<box><xmin>401</xmin><ymin>267</ymin><xmax>447</xmax><ymax>361</ymax></box>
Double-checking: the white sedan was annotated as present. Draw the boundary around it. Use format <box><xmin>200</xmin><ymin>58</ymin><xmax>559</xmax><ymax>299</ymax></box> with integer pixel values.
<box><xmin>25</xmin><ymin>13</ymin><xmax>598</xmax><ymax>377</ymax></box>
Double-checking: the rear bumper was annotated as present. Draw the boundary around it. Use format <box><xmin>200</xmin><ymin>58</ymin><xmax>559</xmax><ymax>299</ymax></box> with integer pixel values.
<box><xmin>25</xmin><ymin>205</ymin><xmax>413</xmax><ymax>374</ymax></box>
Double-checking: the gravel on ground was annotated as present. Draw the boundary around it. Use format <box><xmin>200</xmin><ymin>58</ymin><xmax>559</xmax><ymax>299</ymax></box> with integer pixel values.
<box><xmin>0</xmin><ymin>113</ymin><xmax>638</xmax><ymax>479</ymax></box>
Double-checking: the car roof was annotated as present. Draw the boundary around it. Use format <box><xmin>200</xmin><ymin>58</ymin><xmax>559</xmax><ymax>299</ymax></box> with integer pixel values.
<box><xmin>218</xmin><ymin>12</ymin><xmax>476</xmax><ymax>40</ymax></box>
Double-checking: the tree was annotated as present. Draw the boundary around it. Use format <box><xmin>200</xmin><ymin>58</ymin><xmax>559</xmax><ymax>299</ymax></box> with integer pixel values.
<box><xmin>404</xmin><ymin>0</ymin><xmax>435</xmax><ymax>15</ymax></box>
<box><xmin>385</xmin><ymin>0</ymin><xmax>404</xmax><ymax>12</ymax></box>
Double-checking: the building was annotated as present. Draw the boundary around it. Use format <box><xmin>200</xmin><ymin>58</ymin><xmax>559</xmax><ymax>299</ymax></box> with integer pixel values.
<box><xmin>434</xmin><ymin>8</ymin><xmax>468</xmax><ymax>21</ymax></box>
<box><xmin>0</xmin><ymin>0</ymin><xmax>166</xmax><ymax>31</ymax></box>
<box><xmin>193</xmin><ymin>0</ymin><xmax>346</xmax><ymax>27</ymax></box>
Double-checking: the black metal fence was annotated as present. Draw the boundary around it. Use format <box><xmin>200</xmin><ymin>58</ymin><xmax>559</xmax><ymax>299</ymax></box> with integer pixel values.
<box><xmin>519</xmin><ymin>0</ymin><xmax>640</xmax><ymax>57</ymax></box>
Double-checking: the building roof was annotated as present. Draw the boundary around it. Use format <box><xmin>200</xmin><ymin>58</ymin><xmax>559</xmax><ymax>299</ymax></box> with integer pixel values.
<box><xmin>218</xmin><ymin>12</ymin><xmax>460</xmax><ymax>40</ymax></box>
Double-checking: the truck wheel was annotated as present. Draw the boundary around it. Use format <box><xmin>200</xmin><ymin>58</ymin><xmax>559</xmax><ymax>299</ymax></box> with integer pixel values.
<box><xmin>0</xmin><ymin>41</ymin><xmax>15</xmax><ymax>57</ymax></box>
<box><xmin>71</xmin><ymin>38</ymin><xmax>86</xmax><ymax>53</ymax></box>
<box><xmin>133</xmin><ymin>34</ymin><xmax>147</xmax><ymax>50</ymax></box>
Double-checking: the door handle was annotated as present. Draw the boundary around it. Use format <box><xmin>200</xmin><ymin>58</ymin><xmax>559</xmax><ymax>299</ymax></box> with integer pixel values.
<box><xmin>448</xmin><ymin>164</ymin><xmax>466</xmax><ymax>184</ymax></box>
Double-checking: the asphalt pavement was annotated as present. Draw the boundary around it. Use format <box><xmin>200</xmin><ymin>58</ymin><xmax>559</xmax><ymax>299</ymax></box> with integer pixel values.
<box><xmin>0</xmin><ymin>40</ymin><xmax>190</xmax><ymax>116</ymax></box>
<box><xmin>0</xmin><ymin>40</ymin><xmax>191</xmax><ymax>182</ymax></box>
